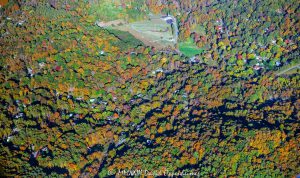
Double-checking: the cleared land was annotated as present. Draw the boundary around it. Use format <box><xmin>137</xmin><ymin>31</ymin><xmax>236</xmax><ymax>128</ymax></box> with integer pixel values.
<box><xmin>103</xmin><ymin>14</ymin><xmax>177</xmax><ymax>49</ymax></box>
<box><xmin>179</xmin><ymin>38</ymin><xmax>204</xmax><ymax>57</ymax></box>
<box><xmin>97</xmin><ymin>13</ymin><xmax>203</xmax><ymax>56</ymax></box>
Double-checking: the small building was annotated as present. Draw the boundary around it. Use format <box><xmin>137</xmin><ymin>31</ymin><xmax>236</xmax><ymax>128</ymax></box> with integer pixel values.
<box><xmin>216</xmin><ymin>25</ymin><xmax>223</xmax><ymax>31</ymax></box>
<box><xmin>253</xmin><ymin>63</ymin><xmax>264</xmax><ymax>70</ymax></box>
<box><xmin>161</xmin><ymin>16</ymin><xmax>173</xmax><ymax>24</ymax></box>
<box><xmin>166</xmin><ymin>19</ymin><xmax>173</xmax><ymax>24</ymax></box>
<box><xmin>253</xmin><ymin>65</ymin><xmax>261</xmax><ymax>70</ymax></box>
<box><xmin>276</xmin><ymin>61</ymin><xmax>281</xmax><ymax>66</ymax></box>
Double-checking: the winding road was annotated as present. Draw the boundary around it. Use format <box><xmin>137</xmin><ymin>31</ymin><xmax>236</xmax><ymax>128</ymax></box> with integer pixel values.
<box><xmin>276</xmin><ymin>64</ymin><xmax>300</xmax><ymax>76</ymax></box>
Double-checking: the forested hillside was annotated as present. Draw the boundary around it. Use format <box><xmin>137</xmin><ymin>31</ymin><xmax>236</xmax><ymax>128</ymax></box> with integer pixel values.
<box><xmin>0</xmin><ymin>0</ymin><xmax>299</xmax><ymax>177</ymax></box>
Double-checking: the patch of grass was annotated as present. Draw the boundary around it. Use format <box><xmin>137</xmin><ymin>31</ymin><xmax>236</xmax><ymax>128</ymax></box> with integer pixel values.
<box><xmin>113</xmin><ymin>15</ymin><xmax>176</xmax><ymax>48</ymax></box>
<box><xmin>130</xmin><ymin>20</ymin><xmax>173</xmax><ymax>40</ymax></box>
<box><xmin>192</xmin><ymin>25</ymin><xmax>206</xmax><ymax>36</ymax></box>
<box><xmin>88</xmin><ymin>2</ymin><xmax>124</xmax><ymax>21</ymax></box>
<box><xmin>179</xmin><ymin>38</ymin><xmax>204</xmax><ymax>57</ymax></box>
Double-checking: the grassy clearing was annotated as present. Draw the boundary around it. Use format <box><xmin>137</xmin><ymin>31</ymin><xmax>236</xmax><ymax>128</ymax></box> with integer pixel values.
<box><xmin>179</xmin><ymin>38</ymin><xmax>204</xmax><ymax>57</ymax></box>
<box><xmin>88</xmin><ymin>2</ymin><xmax>124</xmax><ymax>21</ymax></box>
<box><xmin>112</xmin><ymin>15</ymin><xmax>176</xmax><ymax>49</ymax></box>
<box><xmin>192</xmin><ymin>25</ymin><xmax>206</xmax><ymax>36</ymax></box>
<box><xmin>130</xmin><ymin>19</ymin><xmax>173</xmax><ymax>42</ymax></box>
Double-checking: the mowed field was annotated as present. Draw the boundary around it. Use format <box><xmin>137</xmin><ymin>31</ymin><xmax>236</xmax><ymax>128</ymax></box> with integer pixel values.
<box><xmin>179</xmin><ymin>38</ymin><xmax>204</xmax><ymax>58</ymax></box>
<box><xmin>110</xmin><ymin>15</ymin><xmax>176</xmax><ymax>49</ymax></box>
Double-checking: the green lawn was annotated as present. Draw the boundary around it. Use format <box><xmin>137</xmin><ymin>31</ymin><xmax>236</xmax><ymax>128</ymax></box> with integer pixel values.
<box><xmin>129</xmin><ymin>18</ymin><xmax>174</xmax><ymax>43</ymax></box>
<box><xmin>179</xmin><ymin>38</ymin><xmax>204</xmax><ymax>57</ymax></box>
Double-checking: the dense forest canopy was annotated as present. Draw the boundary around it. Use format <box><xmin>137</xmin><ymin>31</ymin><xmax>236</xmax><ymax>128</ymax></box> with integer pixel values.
<box><xmin>0</xmin><ymin>0</ymin><xmax>299</xmax><ymax>177</ymax></box>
